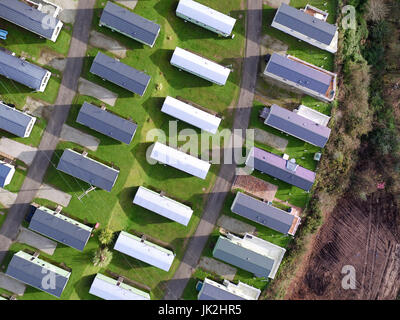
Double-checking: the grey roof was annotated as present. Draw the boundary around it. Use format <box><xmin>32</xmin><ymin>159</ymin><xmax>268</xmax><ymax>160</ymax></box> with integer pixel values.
<box><xmin>5</xmin><ymin>254</ymin><xmax>69</xmax><ymax>298</ymax></box>
<box><xmin>232</xmin><ymin>192</ymin><xmax>295</xmax><ymax>235</ymax></box>
<box><xmin>213</xmin><ymin>236</ymin><xmax>275</xmax><ymax>278</ymax></box>
<box><xmin>76</xmin><ymin>102</ymin><xmax>137</xmax><ymax>144</ymax></box>
<box><xmin>246</xmin><ymin>147</ymin><xmax>315</xmax><ymax>191</ymax></box>
<box><xmin>0</xmin><ymin>102</ymin><xmax>34</xmax><ymax>137</ymax></box>
<box><xmin>264</xmin><ymin>104</ymin><xmax>331</xmax><ymax>148</ymax></box>
<box><xmin>273</xmin><ymin>3</ymin><xmax>337</xmax><ymax>45</ymax></box>
<box><xmin>265</xmin><ymin>53</ymin><xmax>332</xmax><ymax>96</ymax></box>
<box><xmin>56</xmin><ymin>149</ymin><xmax>119</xmax><ymax>192</ymax></box>
<box><xmin>0</xmin><ymin>0</ymin><xmax>61</xmax><ymax>40</ymax></box>
<box><xmin>100</xmin><ymin>1</ymin><xmax>160</xmax><ymax>47</ymax></box>
<box><xmin>0</xmin><ymin>162</ymin><xmax>12</xmax><ymax>188</ymax></box>
<box><xmin>28</xmin><ymin>207</ymin><xmax>92</xmax><ymax>251</ymax></box>
<box><xmin>90</xmin><ymin>52</ymin><xmax>151</xmax><ymax>96</ymax></box>
<box><xmin>0</xmin><ymin>50</ymin><xmax>49</xmax><ymax>91</ymax></box>
<box><xmin>198</xmin><ymin>281</ymin><xmax>245</xmax><ymax>300</ymax></box>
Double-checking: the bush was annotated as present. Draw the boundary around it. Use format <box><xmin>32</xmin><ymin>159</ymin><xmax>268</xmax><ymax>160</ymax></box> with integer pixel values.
<box><xmin>98</xmin><ymin>228</ymin><xmax>114</xmax><ymax>246</ymax></box>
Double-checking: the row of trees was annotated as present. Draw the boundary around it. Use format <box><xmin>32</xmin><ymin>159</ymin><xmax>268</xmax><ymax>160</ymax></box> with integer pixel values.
<box><xmin>92</xmin><ymin>228</ymin><xmax>114</xmax><ymax>268</ymax></box>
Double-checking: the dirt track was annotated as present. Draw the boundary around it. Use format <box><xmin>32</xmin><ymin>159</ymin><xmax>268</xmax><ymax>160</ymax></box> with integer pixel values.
<box><xmin>286</xmin><ymin>192</ymin><xmax>400</xmax><ymax>300</ymax></box>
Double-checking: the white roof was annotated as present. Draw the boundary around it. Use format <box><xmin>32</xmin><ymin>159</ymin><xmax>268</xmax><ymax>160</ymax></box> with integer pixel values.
<box><xmin>170</xmin><ymin>47</ymin><xmax>231</xmax><ymax>85</ymax></box>
<box><xmin>161</xmin><ymin>96</ymin><xmax>221</xmax><ymax>134</ymax></box>
<box><xmin>176</xmin><ymin>0</ymin><xmax>236</xmax><ymax>35</ymax></box>
<box><xmin>150</xmin><ymin>142</ymin><xmax>211</xmax><ymax>180</ymax></box>
<box><xmin>114</xmin><ymin>231</ymin><xmax>175</xmax><ymax>271</ymax></box>
<box><xmin>133</xmin><ymin>186</ymin><xmax>193</xmax><ymax>226</ymax></box>
<box><xmin>295</xmin><ymin>105</ymin><xmax>331</xmax><ymax>127</ymax></box>
<box><xmin>89</xmin><ymin>274</ymin><xmax>150</xmax><ymax>300</ymax></box>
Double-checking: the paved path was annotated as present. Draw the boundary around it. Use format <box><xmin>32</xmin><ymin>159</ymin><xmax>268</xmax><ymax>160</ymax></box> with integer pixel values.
<box><xmin>163</xmin><ymin>0</ymin><xmax>263</xmax><ymax>300</ymax></box>
<box><xmin>16</xmin><ymin>227</ymin><xmax>57</xmax><ymax>256</ymax></box>
<box><xmin>0</xmin><ymin>272</ymin><xmax>26</xmax><ymax>296</ymax></box>
<box><xmin>0</xmin><ymin>0</ymin><xmax>96</xmax><ymax>265</ymax></box>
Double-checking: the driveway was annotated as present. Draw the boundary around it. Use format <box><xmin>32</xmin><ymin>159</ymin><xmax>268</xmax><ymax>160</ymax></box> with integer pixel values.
<box><xmin>163</xmin><ymin>0</ymin><xmax>263</xmax><ymax>300</ymax></box>
<box><xmin>16</xmin><ymin>227</ymin><xmax>57</xmax><ymax>256</ymax></box>
<box><xmin>36</xmin><ymin>184</ymin><xmax>72</xmax><ymax>207</ymax></box>
<box><xmin>0</xmin><ymin>272</ymin><xmax>26</xmax><ymax>296</ymax></box>
<box><xmin>60</xmin><ymin>124</ymin><xmax>100</xmax><ymax>151</ymax></box>
<box><xmin>0</xmin><ymin>189</ymin><xmax>17</xmax><ymax>208</ymax></box>
<box><xmin>0</xmin><ymin>0</ymin><xmax>96</xmax><ymax>265</ymax></box>
<box><xmin>0</xmin><ymin>138</ymin><xmax>37</xmax><ymax>166</ymax></box>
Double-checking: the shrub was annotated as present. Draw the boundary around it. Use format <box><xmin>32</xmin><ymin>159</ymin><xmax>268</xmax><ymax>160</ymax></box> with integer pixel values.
<box><xmin>98</xmin><ymin>228</ymin><xmax>114</xmax><ymax>246</ymax></box>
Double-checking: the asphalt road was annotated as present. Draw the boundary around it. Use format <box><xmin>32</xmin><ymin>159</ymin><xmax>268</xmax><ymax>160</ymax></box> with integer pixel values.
<box><xmin>0</xmin><ymin>0</ymin><xmax>96</xmax><ymax>265</ymax></box>
<box><xmin>163</xmin><ymin>0</ymin><xmax>263</xmax><ymax>300</ymax></box>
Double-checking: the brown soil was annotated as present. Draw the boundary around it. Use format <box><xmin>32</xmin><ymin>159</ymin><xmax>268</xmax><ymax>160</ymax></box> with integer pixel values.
<box><xmin>286</xmin><ymin>192</ymin><xmax>400</xmax><ymax>300</ymax></box>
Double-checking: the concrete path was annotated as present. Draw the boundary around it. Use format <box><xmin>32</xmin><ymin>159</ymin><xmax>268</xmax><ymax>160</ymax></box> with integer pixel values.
<box><xmin>0</xmin><ymin>272</ymin><xmax>26</xmax><ymax>296</ymax></box>
<box><xmin>36</xmin><ymin>184</ymin><xmax>72</xmax><ymax>207</ymax></box>
<box><xmin>78</xmin><ymin>78</ymin><xmax>118</xmax><ymax>106</ymax></box>
<box><xmin>16</xmin><ymin>227</ymin><xmax>57</xmax><ymax>256</ymax></box>
<box><xmin>0</xmin><ymin>189</ymin><xmax>17</xmax><ymax>209</ymax></box>
<box><xmin>0</xmin><ymin>138</ymin><xmax>37</xmax><ymax>166</ymax></box>
<box><xmin>217</xmin><ymin>215</ymin><xmax>256</xmax><ymax>236</ymax></box>
<box><xmin>60</xmin><ymin>124</ymin><xmax>100</xmax><ymax>151</ymax></box>
<box><xmin>0</xmin><ymin>0</ymin><xmax>96</xmax><ymax>265</ymax></box>
<box><xmin>89</xmin><ymin>30</ymin><xmax>127</xmax><ymax>59</ymax></box>
<box><xmin>198</xmin><ymin>257</ymin><xmax>237</xmax><ymax>281</ymax></box>
<box><xmin>163</xmin><ymin>0</ymin><xmax>263</xmax><ymax>300</ymax></box>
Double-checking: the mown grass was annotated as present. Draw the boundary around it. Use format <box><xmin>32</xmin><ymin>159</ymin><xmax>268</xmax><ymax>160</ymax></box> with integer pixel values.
<box><xmin>1</xmin><ymin>0</ymin><xmax>247</xmax><ymax>300</ymax></box>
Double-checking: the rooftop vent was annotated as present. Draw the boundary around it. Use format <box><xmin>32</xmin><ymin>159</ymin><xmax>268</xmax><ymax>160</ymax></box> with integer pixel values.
<box><xmin>286</xmin><ymin>158</ymin><xmax>298</xmax><ymax>172</ymax></box>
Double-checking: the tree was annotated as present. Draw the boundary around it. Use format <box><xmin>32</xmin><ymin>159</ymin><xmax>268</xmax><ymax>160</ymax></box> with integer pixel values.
<box><xmin>98</xmin><ymin>228</ymin><xmax>114</xmax><ymax>245</ymax></box>
<box><xmin>92</xmin><ymin>247</ymin><xmax>113</xmax><ymax>268</ymax></box>
<box><xmin>366</xmin><ymin>0</ymin><xmax>389</xmax><ymax>22</ymax></box>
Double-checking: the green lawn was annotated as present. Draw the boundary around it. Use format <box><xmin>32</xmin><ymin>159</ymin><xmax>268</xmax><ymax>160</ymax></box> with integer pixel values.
<box><xmin>0</xmin><ymin>0</ymin><xmax>247</xmax><ymax>300</ymax></box>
